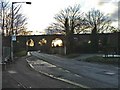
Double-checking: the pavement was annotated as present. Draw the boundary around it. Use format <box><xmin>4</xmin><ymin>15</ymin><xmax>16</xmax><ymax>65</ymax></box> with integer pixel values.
<box><xmin>0</xmin><ymin>34</ymin><xmax>2</xmax><ymax>90</ymax></box>
<box><xmin>0</xmin><ymin>64</ymin><xmax>2</xmax><ymax>90</ymax></box>
<box><xmin>27</xmin><ymin>52</ymin><xmax>119</xmax><ymax>88</ymax></box>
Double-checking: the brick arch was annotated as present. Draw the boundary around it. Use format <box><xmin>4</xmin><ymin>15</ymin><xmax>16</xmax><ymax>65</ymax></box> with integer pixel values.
<box><xmin>26</xmin><ymin>39</ymin><xmax>35</xmax><ymax>47</ymax></box>
<box><xmin>14</xmin><ymin>35</ymin><xmax>66</xmax><ymax>53</ymax></box>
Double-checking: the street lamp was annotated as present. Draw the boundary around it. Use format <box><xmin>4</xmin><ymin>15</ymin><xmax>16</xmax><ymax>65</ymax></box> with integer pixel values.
<box><xmin>1</xmin><ymin>2</ymin><xmax>5</xmax><ymax>36</ymax></box>
<box><xmin>1</xmin><ymin>2</ymin><xmax>4</xmax><ymax>64</ymax></box>
<box><xmin>11</xmin><ymin>2</ymin><xmax>31</xmax><ymax>61</ymax></box>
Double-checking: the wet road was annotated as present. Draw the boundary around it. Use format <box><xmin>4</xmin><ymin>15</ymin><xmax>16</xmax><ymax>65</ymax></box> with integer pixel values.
<box><xmin>31</xmin><ymin>52</ymin><xmax>119</xmax><ymax>88</ymax></box>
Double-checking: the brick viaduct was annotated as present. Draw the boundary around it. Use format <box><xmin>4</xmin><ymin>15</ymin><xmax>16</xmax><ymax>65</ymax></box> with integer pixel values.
<box><xmin>3</xmin><ymin>32</ymin><xmax>120</xmax><ymax>55</ymax></box>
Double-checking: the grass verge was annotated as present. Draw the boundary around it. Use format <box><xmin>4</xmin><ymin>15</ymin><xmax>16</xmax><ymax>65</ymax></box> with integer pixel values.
<box><xmin>14</xmin><ymin>50</ymin><xmax>27</xmax><ymax>57</ymax></box>
<box><xmin>56</xmin><ymin>53</ymin><xmax>80</xmax><ymax>59</ymax></box>
<box><xmin>84</xmin><ymin>56</ymin><xmax>119</xmax><ymax>65</ymax></box>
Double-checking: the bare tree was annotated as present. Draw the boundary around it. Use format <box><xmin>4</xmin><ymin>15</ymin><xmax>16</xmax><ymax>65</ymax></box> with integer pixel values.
<box><xmin>46</xmin><ymin>4</ymin><xmax>84</xmax><ymax>35</ymax></box>
<box><xmin>46</xmin><ymin>5</ymin><xmax>84</xmax><ymax>54</ymax></box>
<box><xmin>0</xmin><ymin>1</ymin><xmax>10</xmax><ymax>35</ymax></box>
<box><xmin>109</xmin><ymin>26</ymin><xmax>119</xmax><ymax>33</ymax></box>
<box><xmin>14</xmin><ymin>13</ymin><xmax>27</xmax><ymax>34</ymax></box>
<box><xmin>83</xmin><ymin>9</ymin><xmax>113</xmax><ymax>52</ymax></box>
<box><xmin>0</xmin><ymin>1</ymin><xmax>28</xmax><ymax>36</ymax></box>
<box><xmin>45</xmin><ymin>23</ymin><xmax>65</xmax><ymax>34</ymax></box>
<box><xmin>84</xmin><ymin>9</ymin><xmax>112</xmax><ymax>33</ymax></box>
<box><xmin>17</xmin><ymin>27</ymin><xmax>33</xmax><ymax>35</ymax></box>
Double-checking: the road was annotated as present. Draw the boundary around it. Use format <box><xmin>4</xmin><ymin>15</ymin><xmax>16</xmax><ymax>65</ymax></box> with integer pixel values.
<box><xmin>2</xmin><ymin>57</ymin><xmax>78</xmax><ymax>88</ymax></box>
<box><xmin>31</xmin><ymin>52</ymin><xmax>119</xmax><ymax>88</ymax></box>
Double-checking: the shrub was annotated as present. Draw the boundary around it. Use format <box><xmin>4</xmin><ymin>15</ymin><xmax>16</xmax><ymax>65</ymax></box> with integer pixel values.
<box><xmin>14</xmin><ymin>50</ymin><xmax>27</xmax><ymax>57</ymax></box>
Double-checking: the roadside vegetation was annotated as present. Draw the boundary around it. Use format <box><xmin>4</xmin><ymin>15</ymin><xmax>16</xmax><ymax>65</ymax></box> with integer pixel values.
<box><xmin>56</xmin><ymin>53</ymin><xmax>80</xmax><ymax>58</ymax></box>
<box><xmin>83</xmin><ymin>56</ymin><xmax>118</xmax><ymax>65</ymax></box>
<box><xmin>14</xmin><ymin>50</ymin><xmax>27</xmax><ymax>57</ymax></box>
<box><xmin>58</xmin><ymin>54</ymin><xmax>119</xmax><ymax>66</ymax></box>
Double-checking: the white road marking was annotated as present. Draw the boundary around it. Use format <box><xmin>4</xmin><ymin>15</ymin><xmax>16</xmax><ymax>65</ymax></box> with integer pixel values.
<box><xmin>65</xmin><ymin>70</ymin><xmax>70</xmax><ymax>73</ymax></box>
<box><xmin>74</xmin><ymin>74</ymin><xmax>82</xmax><ymax>78</ymax></box>
<box><xmin>56</xmin><ymin>77</ymin><xmax>89</xmax><ymax>88</ymax></box>
<box><xmin>59</xmin><ymin>68</ymin><xmax>62</xmax><ymax>70</ymax></box>
<box><xmin>8</xmin><ymin>70</ymin><xmax>17</xmax><ymax>74</ymax></box>
<box><xmin>29</xmin><ymin>64</ymin><xmax>34</xmax><ymax>69</ymax></box>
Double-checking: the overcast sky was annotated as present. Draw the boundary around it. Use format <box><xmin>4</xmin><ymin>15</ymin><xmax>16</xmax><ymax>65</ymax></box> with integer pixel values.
<box><xmin>8</xmin><ymin>0</ymin><xmax>119</xmax><ymax>34</ymax></box>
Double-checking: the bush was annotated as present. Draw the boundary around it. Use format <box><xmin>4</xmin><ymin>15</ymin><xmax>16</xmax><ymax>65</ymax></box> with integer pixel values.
<box><xmin>14</xmin><ymin>50</ymin><xmax>27</xmax><ymax>57</ymax></box>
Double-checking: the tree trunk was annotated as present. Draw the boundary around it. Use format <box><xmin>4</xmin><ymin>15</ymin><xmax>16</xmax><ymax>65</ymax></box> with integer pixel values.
<box><xmin>91</xmin><ymin>25</ymin><xmax>99</xmax><ymax>53</ymax></box>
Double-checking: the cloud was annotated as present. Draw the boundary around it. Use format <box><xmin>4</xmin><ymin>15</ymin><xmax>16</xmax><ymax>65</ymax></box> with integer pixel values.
<box><xmin>98</xmin><ymin>0</ymin><xmax>110</xmax><ymax>6</ymax></box>
<box><xmin>111</xmin><ymin>9</ymin><xmax>118</xmax><ymax>21</ymax></box>
<box><xmin>97</xmin><ymin>1</ymin><xmax>119</xmax><ymax>22</ymax></box>
<box><xmin>110</xmin><ymin>2</ymin><xmax>118</xmax><ymax>21</ymax></box>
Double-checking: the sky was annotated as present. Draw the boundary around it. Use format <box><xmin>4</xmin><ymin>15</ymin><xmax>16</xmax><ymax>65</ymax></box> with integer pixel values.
<box><xmin>8</xmin><ymin>0</ymin><xmax>119</xmax><ymax>34</ymax></box>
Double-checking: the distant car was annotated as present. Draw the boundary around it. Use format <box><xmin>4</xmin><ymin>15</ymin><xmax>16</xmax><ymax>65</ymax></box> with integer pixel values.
<box><xmin>27</xmin><ymin>52</ymin><xmax>31</xmax><ymax>56</ymax></box>
<box><xmin>37</xmin><ymin>50</ymin><xmax>41</xmax><ymax>53</ymax></box>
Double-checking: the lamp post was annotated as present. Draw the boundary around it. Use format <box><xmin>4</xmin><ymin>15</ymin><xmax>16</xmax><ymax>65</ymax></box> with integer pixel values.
<box><xmin>11</xmin><ymin>2</ymin><xmax>31</xmax><ymax>61</ymax></box>
<box><xmin>1</xmin><ymin>2</ymin><xmax>5</xmax><ymax>35</ymax></box>
<box><xmin>1</xmin><ymin>2</ymin><xmax>4</xmax><ymax>63</ymax></box>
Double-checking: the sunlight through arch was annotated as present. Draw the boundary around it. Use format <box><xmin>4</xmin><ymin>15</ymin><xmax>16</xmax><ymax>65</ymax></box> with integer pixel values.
<box><xmin>26</xmin><ymin>39</ymin><xmax>34</xmax><ymax>47</ymax></box>
<box><xmin>51</xmin><ymin>38</ymin><xmax>63</xmax><ymax>47</ymax></box>
<box><xmin>38</xmin><ymin>38</ymin><xmax>47</xmax><ymax>46</ymax></box>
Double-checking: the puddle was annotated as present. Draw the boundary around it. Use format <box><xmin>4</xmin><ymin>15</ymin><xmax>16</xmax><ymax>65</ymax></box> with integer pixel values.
<box><xmin>104</xmin><ymin>72</ymin><xmax>116</xmax><ymax>75</ymax></box>
<box><xmin>97</xmin><ymin>71</ymin><xmax>116</xmax><ymax>76</ymax></box>
<box><xmin>101</xmin><ymin>71</ymin><xmax>116</xmax><ymax>75</ymax></box>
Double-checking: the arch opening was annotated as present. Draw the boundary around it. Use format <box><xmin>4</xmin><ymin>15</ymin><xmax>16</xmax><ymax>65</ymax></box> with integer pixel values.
<box><xmin>51</xmin><ymin>38</ymin><xmax>63</xmax><ymax>47</ymax></box>
<box><xmin>38</xmin><ymin>38</ymin><xmax>47</xmax><ymax>46</ymax></box>
<box><xmin>26</xmin><ymin>39</ymin><xmax>34</xmax><ymax>47</ymax></box>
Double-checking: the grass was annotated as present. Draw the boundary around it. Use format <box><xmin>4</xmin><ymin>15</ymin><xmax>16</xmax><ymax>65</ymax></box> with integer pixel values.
<box><xmin>64</xmin><ymin>53</ymin><xmax>80</xmax><ymax>58</ymax></box>
<box><xmin>84</xmin><ymin>56</ymin><xmax>119</xmax><ymax>65</ymax></box>
<box><xmin>14</xmin><ymin>50</ymin><xmax>27</xmax><ymax>57</ymax></box>
<box><xmin>55</xmin><ymin>53</ymin><xmax>119</xmax><ymax>65</ymax></box>
<box><xmin>56</xmin><ymin>53</ymin><xmax>80</xmax><ymax>58</ymax></box>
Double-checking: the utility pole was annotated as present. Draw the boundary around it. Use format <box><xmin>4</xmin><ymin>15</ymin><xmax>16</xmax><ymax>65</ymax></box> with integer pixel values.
<box><xmin>10</xmin><ymin>2</ymin><xmax>14</xmax><ymax>61</ymax></box>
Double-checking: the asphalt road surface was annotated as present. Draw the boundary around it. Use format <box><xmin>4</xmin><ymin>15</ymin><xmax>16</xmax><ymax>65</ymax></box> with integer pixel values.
<box><xmin>31</xmin><ymin>52</ymin><xmax>119</xmax><ymax>88</ymax></box>
<box><xmin>2</xmin><ymin>57</ymin><xmax>78</xmax><ymax>89</ymax></box>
